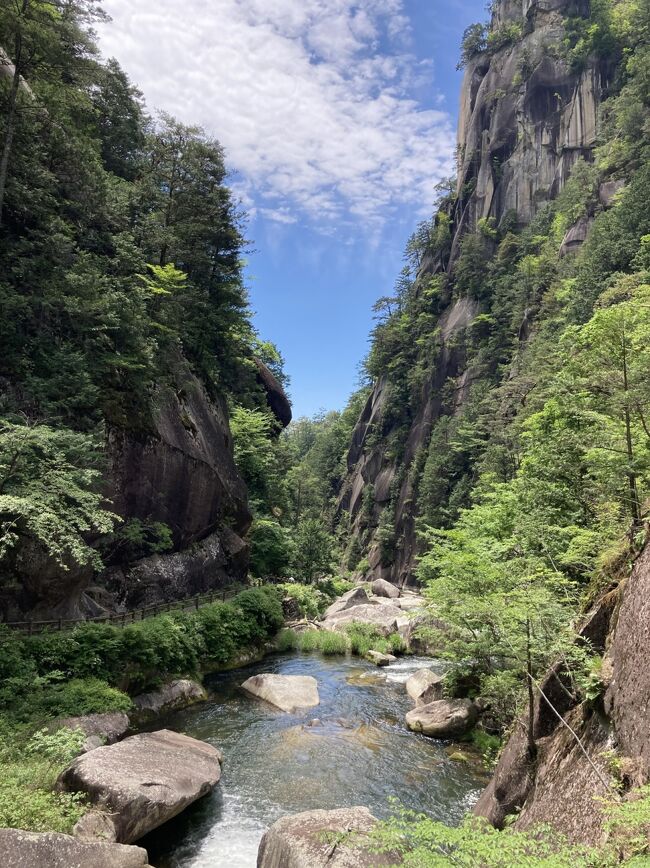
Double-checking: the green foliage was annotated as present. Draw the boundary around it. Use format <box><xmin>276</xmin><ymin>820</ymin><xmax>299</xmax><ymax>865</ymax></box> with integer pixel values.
<box><xmin>0</xmin><ymin>419</ymin><xmax>117</xmax><ymax>575</ymax></box>
<box><xmin>458</xmin><ymin>23</ymin><xmax>488</xmax><ymax>67</ymax></box>
<box><xmin>0</xmin><ymin>723</ymin><xmax>87</xmax><ymax>833</ymax></box>
<box><xmin>249</xmin><ymin>518</ymin><xmax>295</xmax><ymax>578</ymax></box>
<box><xmin>292</xmin><ymin>518</ymin><xmax>335</xmax><ymax>582</ymax></box>
<box><xmin>276</xmin><ymin>583</ymin><xmax>328</xmax><ymax>619</ymax></box>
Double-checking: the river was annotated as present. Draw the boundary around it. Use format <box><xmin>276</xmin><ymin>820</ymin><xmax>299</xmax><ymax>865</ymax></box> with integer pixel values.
<box><xmin>140</xmin><ymin>651</ymin><xmax>488</xmax><ymax>867</ymax></box>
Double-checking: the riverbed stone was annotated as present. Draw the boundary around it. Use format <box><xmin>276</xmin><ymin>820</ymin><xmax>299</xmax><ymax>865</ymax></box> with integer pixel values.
<box><xmin>371</xmin><ymin>578</ymin><xmax>400</xmax><ymax>599</ymax></box>
<box><xmin>54</xmin><ymin>712</ymin><xmax>130</xmax><ymax>754</ymax></box>
<box><xmin>405</xmin><ymin>669</ymin><xmax>444</xmax><ymax>706</ymax></box>
<box><xmin>365</xmin><ymin>650</ymin><xmax>396</xmax><ymax>666</ymax></box>
<box><xmin>323</xmin><ymin>587</ymin><xmax>369</xmax><ymax>619</ymax></box>
<box><xmin>0</xmin><ymin>828</ymin><xmax>151</xmax><ymax>867</ymax></box>
<box><xmin>131</xmin><ymin>679</ymin><xmax>206</xmax><ymax>722</ymax></box>
<box><xmin>241</xmin><ymin>673</ymin><xmax>320</xmax><ymax>712</ymax></box>
<box><xmin>321</xmin><ymin>603</ymin><xmax>404</xmax><ymax>636</ymax></box>
<box><xmin>257</xmin><ymin>806</ymin><xmax>399</xmax><ymax>867</ymax></box>
<box><xmin>58</xmin><ymin>729</ymin><xmax>223</xmax><ymax>844</ymax></box>
<box><xmin>406</xmin><ymin>699</ymin><xmax>478</xmax><ymax>739</ymax></box>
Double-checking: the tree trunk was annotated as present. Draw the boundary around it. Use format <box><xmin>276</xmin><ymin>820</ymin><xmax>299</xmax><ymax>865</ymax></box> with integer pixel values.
<box><xmin>526</xmin><ymin>618</ymin><xmax>537</xmax><ymax>761</ymax></box>
<box><xmin>0</xmin><ymin>37</ymin><xmax>23</xmax><ymax>228</ymax></box>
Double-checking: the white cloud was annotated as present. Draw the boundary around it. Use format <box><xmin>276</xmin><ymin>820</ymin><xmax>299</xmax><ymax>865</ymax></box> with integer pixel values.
<box><xmin>97</xmin><ymin>0</ymin><xmax>455</xmax><ymax>231</ymax></box>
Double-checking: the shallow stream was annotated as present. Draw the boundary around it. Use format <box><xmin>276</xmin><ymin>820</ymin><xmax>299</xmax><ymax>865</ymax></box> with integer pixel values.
<box><xmin>142</xmin><ymin>652</ymin><xmax>488</xmax><ymax>867</ymax></box>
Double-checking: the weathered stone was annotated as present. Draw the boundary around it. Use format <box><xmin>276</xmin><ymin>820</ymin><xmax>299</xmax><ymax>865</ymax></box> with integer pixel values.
<box><xmin>559</xmin><ymin>215</ymin><xmax>593</xmax><ymax>257</ymax></box>
<box><xmin>321</xmin><ymin>603</ymin><xmax>404</xmax><ymax>637</ymax></box>
<box><xmin>371</xmin><ymin>578</ymin><xmax>400</xmax><ymax>599</ymax></box>
<box><xmin>323</xmin><ymin>587</ymin><xmax>369</xmax><ymax>619</ymax></box>
<box><xmin>0</xmin><ymin>828</ymin><xmax>151</xmax><ymax>867</ymax></box>
<box><xmin>365</xmin><ymin>650</ymin><xmax>396</xmax><ymax>666</ymax></box>
<box><xmin>405</xmin><ymin>669</ymin><xmax>444</xmax><ymax>706</ymax></box>
<box><xmin>54</xmin><ymin>712</ymin><xmax>130</xmax><ymax>754</ymax></box>
<box><xmin>403</xmin><ymin>613</ymin><xmax>448</xmax><ymax>654</ymax></box>
<box><xmin>406</xmin><ymin>699</ymin><xmax>478</xmax><ymax>738</ymax></box>
<box><xmin>282</xmin><ymin>595</ymin><xmax>302</xmax><ymax>621</ymax></box>
<box><xmin>58</xmin><ymin>730</ymin><xmax>222</xmax><ymax>844</ymax></box>
<box><xmin>131</xmin><ymin>679</ymin><xmax>206</xmax><ymax>722</ymax></box>
<box><xmin>599</xmin><ymin>179</ymin><xmax>625</xmax><ymax>208</ymax></box>
<box><xmin>74</xmin><ymin>810</ymin><xmax>119</xmax><ymax>842</ymax></box>
<box><xmin>255</xmin><ymin>358</ymin><xmax>292</xmax><ymax>429</ymax></box>
<box><xmin>241</xmin><ymin>674</ymin><xmax>320</xmax><ymax>713</ymax></box>
<box><xmin>257</xmin><ymin>807</ymin><xmax>400</xmax><ymax>867</ymax></box>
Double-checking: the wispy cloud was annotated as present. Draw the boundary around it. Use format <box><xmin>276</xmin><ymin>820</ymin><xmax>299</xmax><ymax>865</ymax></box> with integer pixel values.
<box><xmin>97</xmin><ymin>0</ymin><xmax>455</xmax><ymax>231</ymax></box>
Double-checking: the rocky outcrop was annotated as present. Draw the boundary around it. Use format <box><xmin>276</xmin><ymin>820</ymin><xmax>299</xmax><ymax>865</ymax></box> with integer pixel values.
<box><xmin>320</xmin><ymin>603</ymin><xmax>405</xmax><ymax>636</ymax></box>
<box><xmin>241</xmin><ymin>674</ymin><xmax>320</xmax><ymax>713</ymax></box>
<box><xmin>8</xmin><ymin>366</ymin><xmax>252</xmax><ymax>620</ymax></box>
<box><xmin>371</xmin><ymin>579</ymin><xmax>400</xmax><ymax>599</ymax></box>
<box><xmin>0</xmin><ymin>829</ymin><xmax>151</xmax><ymax>868</ymax></box>
<box><xmin>406</xmin><ymin>669</ymin><xmax>444</xmax><ymax>706</ymax></box>
<box><xmin>58</xmin><ymin>730</ymin><xmax>223</xmax><ymax>844</ymax></box>
<box><xmin>54</xmin><ymin>712</ymin><xmax>130</xmax><ymax>754</ymax></box>
<box><xmin>323</xmin><ymin>587</ymin><xmax>370</xmax><ymax>619</ymax></box>
<box><xmin>257</xmin><ymin>807</ymin><xmax>399</xmax><ymax>867</ymax></box>
<box><xmin>255</xmin><ymin>359</ymin><xmax>292</xmax><ymax>429</ymax></box>
<box><xmin>130</xmin><ymin>679</ymin><xmax>206</xmax><ymax>723</ymax></box>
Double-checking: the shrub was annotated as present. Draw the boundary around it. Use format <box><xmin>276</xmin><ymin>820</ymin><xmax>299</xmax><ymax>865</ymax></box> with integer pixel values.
<box><xmin>277</xmin><ymin>583</ymin><xmax>327</xmax><ymax>619</ymax></box>
<box><xmin>276</xmin><ymin>628</ymin><xmax>299</xmax><ymax>651</ymax></box>
<box><xmin>35</xmin><ymin>678</ymin><xmax>132</xmax><ymax>718</ymax></box>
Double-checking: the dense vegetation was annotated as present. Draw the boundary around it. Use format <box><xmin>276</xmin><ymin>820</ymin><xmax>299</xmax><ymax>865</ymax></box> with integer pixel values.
<box><xmin>0</xmin><ymin>0</ymin><xmax>280</xmax><ymax>587</ymax></box>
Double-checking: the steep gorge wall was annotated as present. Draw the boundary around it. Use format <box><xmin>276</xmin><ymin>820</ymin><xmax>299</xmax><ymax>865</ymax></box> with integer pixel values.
<box><xmin>339</xmin><ymin>0</ymin><xmax>608</xmax><ymax>587</ymax></box>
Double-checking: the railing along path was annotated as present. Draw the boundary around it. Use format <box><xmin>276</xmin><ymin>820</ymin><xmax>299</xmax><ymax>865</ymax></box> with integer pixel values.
<box><xmin>3</xmin><ymin>585</ymin><xmax>248</xmax><ymax>635</ymax></box>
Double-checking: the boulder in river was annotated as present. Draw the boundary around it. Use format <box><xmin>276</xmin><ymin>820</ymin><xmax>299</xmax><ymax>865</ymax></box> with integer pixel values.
<box><xmin>58</xmin><ymin>729</ymin><xmax>223</xmax><ymax>844</ymax></box>
<box><xmin>371</xmin><ymin>579</ymin><xmax>400</xmax><ymax>599</ymax></box>
<box><xmin>0</xmin><ymin>828</ymin><xmax>151</xmax><ymax>868</ymax></box>
<box><xmin>365</xmin><ymin>650</ymin><xmax>396</xmax><ymax>667</ymax></box>
<box><xmin>241</xmin><ymin>673</ymin><xmax>320</xmax><ymax>713</ymax></box>
<box><xmin>323</xmin><ymin>587</ymin><xmax>369</xmax><ymax>619</ymax></box>
<box><xmin>405</xmin><ymin>669</ymin><xmax>444</xmax><ymax>706</ymax></box>
<box><xmin>257</xmin><ymin>806</ymin><xmax>400</xmax><ymax>867</ymax></box>
<box><xmin>406</xmin><ymin>699</ymin><xmax>478</xmax><ymax>739</ymax></box>
<box><xmin>131</xmin><ymin>679</ymin><xmax>206</xmax><ymax>723</ymax></box>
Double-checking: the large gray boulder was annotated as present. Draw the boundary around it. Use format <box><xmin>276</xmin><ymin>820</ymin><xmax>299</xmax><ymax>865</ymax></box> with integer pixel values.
<box><xmin>58</xmin><ymin>730</ymin><xmax>222</xmax><ymax>844</ymax></box>
<box><xmin>405</xmin><ymin>669</ymin><xmax>444</xmax><ymax>706</ymax></box>
<box><xmin>371</xmin><ymin>579</ymin><xmax>399</xmax><ymax>599</ymax></box>
<box><xmin>321</xmin><ymin>604</ymin><xmax>405</xmax><ymax>637</ymax></box>
<box><xmin>406</xmin><ymin>699</ymin><xmax>478</xmax><ymax>739</ymax></box>
<box><xmin>257</xmin><ymin>807</ymin><xmax>399</xmax><ymax>867</ymax></box>
<box><xmin>323</xmin><ymin>587</ymin><xmax>369</xmax><ymax>619</ymax></box>
<box><xmin>54</xmin><ymin>712</ymin><xmax>130</xmax><ymax>754</ymax></box>
<box><xmin>365</xmin><ymin>650</ymin><xmax>396</xmax><ymax>667</ymax></box>
<box><xmin>0</xmin><ymin>829</ymin><xmax>151</xmax><ymax>867</ymax></box>
<box><xmin>131</xmin><ymin>679</ymin><xmax>206</xmax><ymax>723</ymax></box>
<box><xmin>241</xmin><ymin>674</ymin><xmax>320</xmax><ymax>713</ymax></box>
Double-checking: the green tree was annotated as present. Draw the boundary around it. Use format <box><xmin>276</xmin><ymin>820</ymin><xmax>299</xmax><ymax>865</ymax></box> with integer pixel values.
<box><xmin>292</xmin><ymin>519</ymin><xmax>334</xmax><ymax>582</ymax></box>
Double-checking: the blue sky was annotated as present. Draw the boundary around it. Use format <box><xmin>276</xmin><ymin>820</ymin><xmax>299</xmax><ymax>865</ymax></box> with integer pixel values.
<box><xmin>97</xmin><ymin>0</ymin><xmax>486</xmax><ymax>418</ymax></box>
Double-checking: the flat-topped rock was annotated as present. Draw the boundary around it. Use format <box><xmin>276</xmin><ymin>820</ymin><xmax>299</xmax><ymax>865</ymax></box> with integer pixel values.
<box><xmin>0</xmin><ymin>828</ymin><xmax>151</xmax><ymax>867</ymax></box>
<box><xmin>371</xmin><ymin>579</ymin><xmax>400</xmax><ymax>599</ymax></box>
<box><xmin>405</xmin><ymin>669</ymin><xmax>444</xmax><ymax>706</ymax></box>
<box><xmin>257</xmin><ymin>807</ymin><xmax>399</xmax><ymax>867</ymax></box>
<box><xmin>365</xmin><ymin>650</ymin><xmax>396</xmax><ymax>666</ymax></box>
<box><xmin>406</xmin><ymin>699</ymin><xmax>478</xmax><ymax>739</ymax></box>
<box><xmin>58</xmin><ymin>729</ymin><xmax>222</xmax><ymax>844</ymax></box>
<box><xmin>241</xmin><ymin>673</ymin><xmax>320</xmax><ymax>713</ymax></box>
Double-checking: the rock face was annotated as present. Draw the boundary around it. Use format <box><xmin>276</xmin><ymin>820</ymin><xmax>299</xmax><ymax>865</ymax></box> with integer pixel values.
<box><xmin>0</xmin><ymin>829</ymin><xmax>151</xmax><ymax>867</ymax></box>
<box><xmin>255</xmin><ymin>359</ymin><xmax>292</xmax><ymax>429</ymax></box>
<box><xmin>475</xmin><ymin>585</ymin><xmax>619</xmax><ymax>844</ymax></box>
<box><xmin>336</xmin><ymin>0</ymin><xmax>611</xmax><ymax>589</ymax></box>
<box><xmin>371</xmin><ymin>579</ymin><xmax>400</xmax><ymax>599</ymax></box>
<box><xmin>58</xmin><ymin>729</ymin><xmax>223</xmax><ymax>844</ymax></box>
<box><xmin>241</xmin><ymin>674</ymin><xmax>320</xmax><ymax>713</ymax></box>
<box><xmin>257</xmin><ymin>807</ymin><xmax>398</xmax><ymax>867</ymax></box>
<box><xmin>55</xmin><ymin>712</ymin><xmax>130</xmax><ymax>754</ymax></box>
<box><xmin>8</xmin><ymin>366</ymin><xmax>253</xmax><ymax>620</ymax></box>
<box><xmin>405</xmin><ymin>669</ymin><xmax>444</xmax><ymax>706</ymax></box>
<box><xmin>406</xmin><ymin>699</ymin><xmax>478</xmax><ymax>738</ymax></box>
<box><xmin>131</xmin><ymin>679</ymin><xmax>207</xmax><ymax>723</ymax></box>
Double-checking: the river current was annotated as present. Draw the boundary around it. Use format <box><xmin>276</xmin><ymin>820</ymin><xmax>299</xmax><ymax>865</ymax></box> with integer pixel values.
<box><xmin>141</xmin><ymin>652</ymin><xmax>488</xmax><ymax>867</ymax></box>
